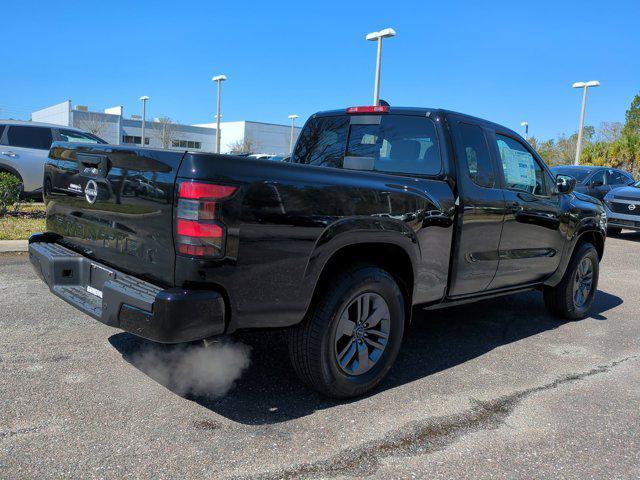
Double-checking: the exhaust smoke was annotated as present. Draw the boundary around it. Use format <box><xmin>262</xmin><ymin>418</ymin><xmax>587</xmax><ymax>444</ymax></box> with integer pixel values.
<box><xmin>129</xmin><ymin>340</ymin><xmax>251</xmax><ymax>398</ymax></box>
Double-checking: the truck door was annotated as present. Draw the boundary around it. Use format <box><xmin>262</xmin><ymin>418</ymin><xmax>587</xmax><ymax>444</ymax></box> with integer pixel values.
<box><xmin>487</xmin><ymin>131</ymin><xmax>563</xmax><ymax>289</ymax></box>
<box><xmin>448</xmin><ymin>120</ymin><xmax>506</xmax><ymax>296</ymax></box>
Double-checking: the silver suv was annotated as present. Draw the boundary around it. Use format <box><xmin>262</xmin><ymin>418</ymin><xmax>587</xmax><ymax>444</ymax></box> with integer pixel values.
<box><xmin>0</xmin><ymin>120</ymin><xmax>105</xmax><ymax>196</ymax></box>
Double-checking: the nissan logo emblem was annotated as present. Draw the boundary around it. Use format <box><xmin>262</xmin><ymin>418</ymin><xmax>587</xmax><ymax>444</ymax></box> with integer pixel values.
<box><xmin>629</xmin><ymin>204</ymin><xmax>637</xmax><ymax>211</ymax></box>
<box><xmin>85</xmin><ymin>180</ymin><xmax>98</xmax><ymax>204</ymax></box>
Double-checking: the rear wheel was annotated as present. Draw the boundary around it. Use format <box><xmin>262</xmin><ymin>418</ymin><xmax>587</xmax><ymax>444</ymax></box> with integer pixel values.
<box><xmin>288</xmin><ymin>265</ymin><xmax>405</xmax><ymax>398</ymax></box>
<box><xmin>544</xmin><ymin>242</ymin><xmax>599</xmax><ymax>320</ymax></box>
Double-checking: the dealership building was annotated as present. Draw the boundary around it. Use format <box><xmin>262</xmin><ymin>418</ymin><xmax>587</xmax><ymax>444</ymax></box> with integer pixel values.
<box><xmin>31</xmin><ymin>100</ymin><xmax>301</xmax><ymax>155</ymax></box>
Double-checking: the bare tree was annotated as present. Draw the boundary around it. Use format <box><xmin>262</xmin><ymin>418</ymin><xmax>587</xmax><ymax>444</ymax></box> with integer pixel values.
<box><xmin>75</xmin><ymin>112</ymin><xmax>108</xmax><ymax>137</ymax></box>
<box><xmin>597</xmin><ymin>122</ymin><xmax>624</xmax><ymax>143</ymax></box>
<box><xmin>153</xmin><ymin>116</ymin><xmax>179</xmax><ymax>149</ymax></box>
<box><xmin>228</xmin><ymin>136</ymin><xmax>255</xmax><ymax>154</ymax></box>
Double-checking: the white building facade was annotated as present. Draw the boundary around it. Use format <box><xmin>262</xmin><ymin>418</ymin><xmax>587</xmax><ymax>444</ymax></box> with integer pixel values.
<box><xmin>33</xmin><ymin>100</ymin><xmax>302</xmax><ymax>156</ymax></box>
<box><xmin>32</xmin><ymin>101</ymin><xmax>216</xmax><ymax>152</ymax></box>
<box><xmin>193</xmin><ymin>120</ymin><xmax>302</xmax><ymax>156</ymax></box>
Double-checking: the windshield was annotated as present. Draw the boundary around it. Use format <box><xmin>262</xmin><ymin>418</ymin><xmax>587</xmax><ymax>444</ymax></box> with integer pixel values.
<box><xmin>550</xmin><ymin>166</ymin><xmax>592</xmax><ymax>182</ymax></box>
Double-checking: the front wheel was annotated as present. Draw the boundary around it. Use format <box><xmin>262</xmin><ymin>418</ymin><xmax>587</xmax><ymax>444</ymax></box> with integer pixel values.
<box><xmin>544</xmin><ymin>242</ymin><xmax>599</xmax><ymax>320</ymax></box>
<box><xmin>288</xmin><ymin>265</ymin><xmax>405</xmax><ymax>398</ymax></box>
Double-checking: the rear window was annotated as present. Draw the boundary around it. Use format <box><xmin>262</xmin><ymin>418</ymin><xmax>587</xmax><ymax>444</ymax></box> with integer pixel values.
<box><xmin>294</xmin><ymin>114</ymin><xmax>440</xmax><ymax>175</ymax></box>
<box><xmin>347</xmin><ymin>116</ymin><xmax>440</xmax><ymax>175</ymax></box>
<box><xmin>7</xmin><ymin>126</ymin><xmax>53</xmax><ymax>150</ymax></box>
<box><xmin>59</xmin><ymin>129</ymin><xmax>102</xmax><ymax>144</ymax></box>
<box><xmin>550</xmin><ymin>167</ymin><xmax>591</xmax><ymax>182</ymax></box>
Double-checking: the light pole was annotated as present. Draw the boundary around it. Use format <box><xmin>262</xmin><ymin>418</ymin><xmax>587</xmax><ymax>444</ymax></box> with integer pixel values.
<box><xmin>139</xmin><ymin>96</ymin><xmax>149</xmax><ymax>147</ymax></box>
<box><xmin>365</xmin><ymin>28</ymin><xmax>396</xmax><ymax>106</ymax></box>
<box><xmin>212</xmin><ymin>74</ymin><xmax>227</xmax><ymax>153</ymax></box>
<box><xmin>288</xmin><ymin>114</ymin><xmax>299</xmax><ymax>155</ymax></box>
<box><xmin>572</xmin><ymin>80</ymin><xmax>600</xmax><ymax>165</ymax></box>
<box><xmin>520</xmin><ymin>121</ymin><xmax>529</xmax><ymax>139</ymax></box>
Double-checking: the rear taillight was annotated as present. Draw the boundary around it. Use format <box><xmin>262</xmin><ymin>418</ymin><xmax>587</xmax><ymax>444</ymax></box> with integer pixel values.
<box><xmin>346</xmin><ymin>105</ymin><xmax>389</xmax><ymax>114</ymax></box>
<box><xmin>175</xmin><ymin>180</ymin><xmax>237</xmax><ymax>258</ymax></box>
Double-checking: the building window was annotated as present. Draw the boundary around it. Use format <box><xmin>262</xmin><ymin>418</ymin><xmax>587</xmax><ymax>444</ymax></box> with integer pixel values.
<box><xmin>122</xmin><ymin>135</ymin><xmax>149</xmax><ymax>145</ymax></box>
<box><xmin>172</xmin><ymin>139</ymin><xmax>201</xmax><ymax>149</ymax></box>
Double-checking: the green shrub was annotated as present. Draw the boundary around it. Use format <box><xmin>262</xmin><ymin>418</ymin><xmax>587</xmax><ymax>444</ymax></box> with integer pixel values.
<box><xmin>0</xmin><ymin>172</ymin><xmax>22</xmax><ymax>216</ymax></box>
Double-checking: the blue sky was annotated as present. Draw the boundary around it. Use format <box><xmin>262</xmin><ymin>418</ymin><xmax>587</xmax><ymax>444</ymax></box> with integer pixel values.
<box><xmin>1</xmin><ymin>0</ymin><xmax>638</xmax><ymax>140</ymax></box>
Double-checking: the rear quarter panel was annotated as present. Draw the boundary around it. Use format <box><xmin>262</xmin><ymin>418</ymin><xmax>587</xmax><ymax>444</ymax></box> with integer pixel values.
<box><xmin>176</xmin><ymin>154</ymin><xmax>456</xmax><ymax>332</ymax></box>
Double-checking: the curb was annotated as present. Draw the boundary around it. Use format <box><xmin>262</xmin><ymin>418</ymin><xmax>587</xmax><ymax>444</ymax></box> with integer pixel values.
<box><xmin>0</xmin><ymin>240</ymin><xmax>29</xmax><ymax>253</ymax></box>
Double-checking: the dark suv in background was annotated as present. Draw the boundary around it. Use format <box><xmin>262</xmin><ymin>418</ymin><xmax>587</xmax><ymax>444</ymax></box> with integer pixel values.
<box><xmin>550</xmin><ymin>165</ymin><xmax>634</xmax><ymax>200</ymax></box>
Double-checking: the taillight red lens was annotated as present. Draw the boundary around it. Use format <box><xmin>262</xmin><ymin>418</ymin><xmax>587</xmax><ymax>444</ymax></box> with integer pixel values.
<box><xmin>175</xmin><ymin>180</ymin><xmax>236</xmax><ymax>258</ymax></box>
<box><xmin>177</xmin><ymin>219</ymin><xmax>223</xmax><ymax>238</ymax></box>
<box><xmin>346</xmin><ymin>105</ymin><xmax>389</xmax><ymax>114</ymax></box>
<box><xmin>179</xmin><ymin>182</ymin><xmax>237</xmax><ymax>200</ymax></box>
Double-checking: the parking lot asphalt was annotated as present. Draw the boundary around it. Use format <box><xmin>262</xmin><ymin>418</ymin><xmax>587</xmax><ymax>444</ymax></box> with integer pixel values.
<box><xmin>1</xmin><ymin>233</ymin><xmax>639</xmax><ymax>479</ymax></box>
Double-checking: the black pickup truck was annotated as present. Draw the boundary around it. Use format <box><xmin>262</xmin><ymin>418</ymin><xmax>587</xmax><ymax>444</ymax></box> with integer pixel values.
<box><xmin>29</xmin><ymin>105</ymin><xmax>607</xmax><ymax>398</ymax></box>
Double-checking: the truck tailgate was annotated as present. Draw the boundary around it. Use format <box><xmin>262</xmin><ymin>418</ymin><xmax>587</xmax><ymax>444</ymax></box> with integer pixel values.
<box><xmin>43</xmin><ymin>143</ymin><xmax>185</xmax><ymax>287</ymax></box>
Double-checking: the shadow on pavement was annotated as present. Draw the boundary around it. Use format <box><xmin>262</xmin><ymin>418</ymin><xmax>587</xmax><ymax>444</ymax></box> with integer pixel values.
<box><xmin>109</xmin><ymin>289</ymin><xmax>622</xmax><ymax>425</ymax></box>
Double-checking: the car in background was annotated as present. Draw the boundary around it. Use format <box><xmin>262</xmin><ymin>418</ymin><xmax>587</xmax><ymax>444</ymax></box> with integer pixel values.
<box><xmin>550</xmin><ymin>165</ymin><xmax>634</xmax><ymax>201</ymax></box>
<box><xmin>0</xmin><ymin>120</ymin><xmax>105</xmax><ymax>197</ymax></box>
<box><xmin>603</xmin><ymin>180</ymin><xmax>640</xmax><ymax>234</ymax></box>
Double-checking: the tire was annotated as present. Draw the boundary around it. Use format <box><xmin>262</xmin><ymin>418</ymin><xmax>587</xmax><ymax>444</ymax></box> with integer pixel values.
<box><xmin>288</xmin><ymin>265</ymin><xmax>405</xmax><ymax>398</ymax></box>
<box><xmin>607</xmin><ymin>227</ymin><xmax>622</xmax><ymax>236</ymax></box>
<box><xmin>544</xmin><ymin>242</ymin><xmax>599</xmax><ymax>320</ymax></box>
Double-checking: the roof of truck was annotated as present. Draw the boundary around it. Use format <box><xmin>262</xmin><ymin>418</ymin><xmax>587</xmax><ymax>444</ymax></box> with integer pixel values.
<box><xmin>314</xmin><ymin>106</ymin><xmax>522</xmax><ymax>138</ymax></box>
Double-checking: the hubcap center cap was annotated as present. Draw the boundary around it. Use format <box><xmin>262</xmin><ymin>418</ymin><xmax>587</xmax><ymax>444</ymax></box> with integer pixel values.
<box><xmin>354</xmin><ymin>325</ymin><xmax>365</xmax><ymax>340</ymax></box>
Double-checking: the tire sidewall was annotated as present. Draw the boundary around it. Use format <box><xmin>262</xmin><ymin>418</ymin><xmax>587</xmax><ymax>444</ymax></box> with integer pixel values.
<box><xmin>318</xmin><ymin>267</ymin><xmax>405</xmax><ymax>397</ymax></box>
<box><xmin>564</xmin><ymin>244</ymin><xmax>599</xmax><ymax>318</ymax></box>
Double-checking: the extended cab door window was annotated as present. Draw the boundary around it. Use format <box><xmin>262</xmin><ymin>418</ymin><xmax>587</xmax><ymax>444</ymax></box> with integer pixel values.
<box><xmin>459</xmin><ymin>123</ymin><xmax>495</xmax><ymax>188</ymax></box>
<box><xmin>293</xmin><ymin>116</ymin><xmax>349</xmax><ymax>168</ymax></box>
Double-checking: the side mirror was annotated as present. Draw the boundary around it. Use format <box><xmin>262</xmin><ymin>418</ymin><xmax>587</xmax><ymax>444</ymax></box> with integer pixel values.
<box><xmin>590</xmin><ymin>180</ymin><xmax>604</xmax><ymax>187</ymax></box>
<box><xmin>556</xmin><ymin>174</ymin><xmax>577</xmax><ymax>194</ymax></box>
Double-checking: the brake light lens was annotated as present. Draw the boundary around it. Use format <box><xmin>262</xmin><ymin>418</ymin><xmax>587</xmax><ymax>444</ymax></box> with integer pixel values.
<box><xmin>175</xmin><ymin>180</ymin><xmax>237</xmax><ymax>258</ymax></box>
<box><xmin>346</xmin><ymin>105</ymin><xmax>389</xmax><ymax>114</ymax></box>
<box><xmin>179</xmin><ymin>182</ymin><xmax>237</xmax><ymax>200</ymax></box>
<box><xmin>177</xmin><ymin>219</ymin><xmax>223</xmax><ymax>238</ymax></box>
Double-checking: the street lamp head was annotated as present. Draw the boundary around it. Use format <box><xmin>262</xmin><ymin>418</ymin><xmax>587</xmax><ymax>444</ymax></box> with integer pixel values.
<box><xmin>366</xmin><ymin>28</ymin><xmax>396</xmax><ymax>41</ymax></box>
<box><xmin>520</xmin><ymin>121</ymin><xmax>528</xmax><ymax>127</ymax></box>
<box><xmin>573</xmin><ymin>80</ymin><xmax>600</xmax><ymax>88</ymax></box>
<box><xmin>139</xmin><ymin>96</ymin><xmax>149</xmax><ymax>101</ymax></box>
<box><xmin>212</xmin><ymin>74</ymin><xmax>227</xmax><ymax>82</ymax></box>
<box><xmin>288</xmin><ymin>114</ymin><xmax>299</xmax><ymax>120</ymax></box>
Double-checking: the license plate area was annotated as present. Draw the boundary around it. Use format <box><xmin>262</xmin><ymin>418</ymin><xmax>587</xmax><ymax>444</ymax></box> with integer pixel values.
<box><xmin>87</xmin><ymin>263</ymin><xmax>115</xmax><ymax>297</ymax></box>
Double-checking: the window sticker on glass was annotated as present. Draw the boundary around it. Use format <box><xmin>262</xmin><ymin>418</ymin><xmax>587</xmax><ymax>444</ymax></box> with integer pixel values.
<box><xmin>497</xmin><ymin>139</ymin><xmax>536</xmax><ymax>189</ymax></box>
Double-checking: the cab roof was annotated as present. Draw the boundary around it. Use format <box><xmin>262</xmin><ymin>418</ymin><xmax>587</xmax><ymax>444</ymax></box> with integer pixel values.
<box><xmin>313</xmin><ymin>106</ymin><xmax>522</xmax><ymax>139</ymax></box>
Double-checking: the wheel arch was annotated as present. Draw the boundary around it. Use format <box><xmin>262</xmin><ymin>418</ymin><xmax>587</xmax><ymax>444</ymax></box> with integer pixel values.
<box><xmin>544</xmin><ymin>227</ymin><xmax>605</xmax><ymax>287</ymax></box>
<box><xmin>304</xmin><ymin>240</ymin><xmax>417</xmax><ymax>327</ymax></box>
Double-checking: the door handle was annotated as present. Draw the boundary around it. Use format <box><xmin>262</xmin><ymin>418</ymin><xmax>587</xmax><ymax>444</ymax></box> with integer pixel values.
<box><xmin>1</xmin><ymin>151</ymin><xmax>16</xmax><ymax>157</ymax></box>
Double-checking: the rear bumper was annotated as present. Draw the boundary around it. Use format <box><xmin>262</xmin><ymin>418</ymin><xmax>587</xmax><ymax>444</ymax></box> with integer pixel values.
<box><xmin>28</xmin><ymin>234</ymin><xmax>226</xmax><ymax>343</ymax></box>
